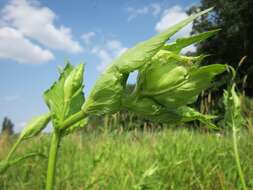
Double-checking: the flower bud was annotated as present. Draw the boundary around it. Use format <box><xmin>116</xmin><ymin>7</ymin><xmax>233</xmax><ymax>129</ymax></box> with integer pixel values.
<box><xmin>139</xmin><ymin>52</ymin><xmax>190</xmax><ymax>95</ymax></box>
<box><xmin>137</xmin><ymin>52</ymin><xmax>226</xmax><ymax>108</ymax></box>
<box><xmin>20</xmin><ymin>113</ymin><xmax>51</xmax><ymax>140</ymax></box>
<box><xmin>64</xmin><ymin>64</ymin><xmax>84</xmax><ymax>103</ymax></box>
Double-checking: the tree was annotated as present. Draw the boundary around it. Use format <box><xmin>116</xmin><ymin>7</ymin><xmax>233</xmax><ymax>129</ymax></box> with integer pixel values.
<box><xmin>1</xmin><ymin>117</ymin><xmax>14</xmax><ymax>135</ymax></box>
<box><xmin>188</xmin><ymin>0</ymin><xmax>253</xmax><ymax>96</ymax></box>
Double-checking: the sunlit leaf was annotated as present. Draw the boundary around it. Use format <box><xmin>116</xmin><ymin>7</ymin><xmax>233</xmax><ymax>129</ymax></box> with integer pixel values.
<box><xmin>44</xmin><ymin>63</ymin><xmax>85</xmax><ymax>128</ymax></box>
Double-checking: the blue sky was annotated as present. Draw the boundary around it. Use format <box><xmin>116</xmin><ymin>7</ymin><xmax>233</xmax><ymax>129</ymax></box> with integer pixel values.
<box><xmin>0</xmin><ymin>0</ymin><xmax>199</xmax><ymax>131</ymax></box>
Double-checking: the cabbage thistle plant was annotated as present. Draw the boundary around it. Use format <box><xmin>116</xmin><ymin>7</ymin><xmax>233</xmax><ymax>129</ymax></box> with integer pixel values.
<box><xmin>1</xmin><ymin>8</ymin><xmax>226</xmax><ymax>190</ymax></box>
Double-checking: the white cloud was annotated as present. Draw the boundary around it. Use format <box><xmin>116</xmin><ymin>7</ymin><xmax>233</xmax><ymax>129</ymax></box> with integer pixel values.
<box><xmin>0</xmin><ymin>27</ymin><xmax>54</xmax><ymax>64</ymax></box>
<box><xmin>81</xmin><ymin>32</ymin><xmax>95</xmax><ymax>45</ymax></box>
<box><xmin>127</xmin><ymin>3</ymin><xmax>161</xmax><ymax>21</ymax></box>
<box><xmin>2</xmin><ymin>0</ymin><xmax>83</xmax><ymax>53</ymax></box>
<box><xmin>92</xmin><ymin>48</ymin><xmax>113</xmax><ymax>72</ymax></box>
<box><xmin>92</xmin><ymin>39</ymin><xmax>127</xmax><ymax>72</ymax></box>
<box><xmin>155</xmin><ymin>6</ymin><xmax>192</xmax><ymax>39</ymax></box>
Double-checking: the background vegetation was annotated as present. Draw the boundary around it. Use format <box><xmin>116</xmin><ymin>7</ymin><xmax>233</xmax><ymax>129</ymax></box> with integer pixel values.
<box><xmin>0</xmin><ymin>129</ymin><xmax>253</xmax><ymax>190</ymax></box>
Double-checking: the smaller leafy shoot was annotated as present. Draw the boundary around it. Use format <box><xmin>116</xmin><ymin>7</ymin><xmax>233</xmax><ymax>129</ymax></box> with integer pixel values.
<box><xmin>223</xmin><ymin>59</ymin><xmax>247</xmax><ymax>190</ymax></box>
<box><xmin>44</xmin><ymin>63</ymin><xmax>85</xmax><ymax>130</ymax></box>
<box><xmin>223</xmin><ymin>84</ymin><xmax>247</xmax><ymax>190</ymax></box>
<box><xmin>44</xmin><ymin>63</ymin><xmax>87</xmax><ymax>131</ymax></box>
<box><xmin>43</xmin><ymin>63</ymin><xmax>87</xmax><ymax>190</ymax></box>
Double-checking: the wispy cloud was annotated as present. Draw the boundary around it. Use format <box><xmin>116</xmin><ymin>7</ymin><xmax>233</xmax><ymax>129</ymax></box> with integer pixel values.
<box><xmin>80</xmin><ymin>29</ymin><xmax>127</xmax><ymax>72</ymax></box>
<box><xmin>127</xmin><ymin>3</ymin><xmax>161</xmax><ymax>21</ymax></box>
<box><xmin>92</xmin><ymin>39</ymin><xmax>127</xmax><ymax>72</ymax></box>
<box><xmin>81</xmin><ymin>32</ymin><xmax>96</xmax><ymax>45</ymax></box>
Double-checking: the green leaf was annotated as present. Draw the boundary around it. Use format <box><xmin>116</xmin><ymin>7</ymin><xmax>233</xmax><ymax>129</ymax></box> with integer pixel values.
<box><xmin>44</xmin><ymin>63</ymin><xmax>85</xmax><ymax>128</ymax></box>
<box><xmin>112</xmin><ymin>8</ymin><xmax>213</xmax><ymax>73</ymax></box>
<box><xmin>19</xmin><ymin>113</ymin><xmax>51</xmax><ymax>140</ymax></box>
<box><xmin>44</xmin><ymin>63</ymin><xmax>73</xmax><ymax>126</ymax></box>
<box><xmin>163</xmin><ymin>29</ymin><xmax>220</xmax><ymax>53</ymax></box>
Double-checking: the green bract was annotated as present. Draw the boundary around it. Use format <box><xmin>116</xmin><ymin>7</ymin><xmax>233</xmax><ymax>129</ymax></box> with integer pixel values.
<box><xmin>163</xmin><ymin>29</ymin><xmax>220</xmax><ymax>53</ymax></box>
<box><xmin>140</xmin><ymin>61</ymin><xmax>225</xmax><ymax>108</ymax></box>
<box><xmin>19</xmin><ymin>113</ymin><xmax>51</xmax><ymax>140</ymax></box>
<box><xmin>82</xmin><ymin>66</ymin><xmax>127</xmax><ymax>115</ymax></box>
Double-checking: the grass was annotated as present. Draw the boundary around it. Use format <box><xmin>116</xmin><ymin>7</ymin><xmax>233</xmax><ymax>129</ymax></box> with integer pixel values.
<box><xmin>0</xmin><ymin>129</ymin><xmax>252</xmax><ymax>190</ymax></box>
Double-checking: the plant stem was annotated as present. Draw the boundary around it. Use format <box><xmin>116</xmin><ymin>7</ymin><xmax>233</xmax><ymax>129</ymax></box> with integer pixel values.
<box><xmin>45</xmin><ymin>131</ymin><xmax>61</xmax><ymax>190</ymax></box>
<box><xmin>232</xmin><ymin>126</ymin><xmax>247</xmax><ymax>190</ymax></box>
<box><xmin>6</xmin><ymin>137</ymin><xmax>22</xmax><ymax>161</ymax></box>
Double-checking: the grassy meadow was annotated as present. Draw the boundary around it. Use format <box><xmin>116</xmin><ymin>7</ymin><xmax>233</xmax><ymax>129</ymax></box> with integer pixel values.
<box><xmin>0</xmin><ymin>128</ymin><xmax>252</xmax><ymax>190</ymax></box>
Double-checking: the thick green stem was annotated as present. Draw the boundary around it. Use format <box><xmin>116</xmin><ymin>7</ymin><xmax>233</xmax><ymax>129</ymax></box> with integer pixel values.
<box><xmin>232</xmin><ymin>126</ymin><xmax>247</xmax><ymax>190</ymax></box>
<box><xmin>45</xmin><ymin>131</ymin><xmax>61</xmax><ymax>190</ymax></box>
